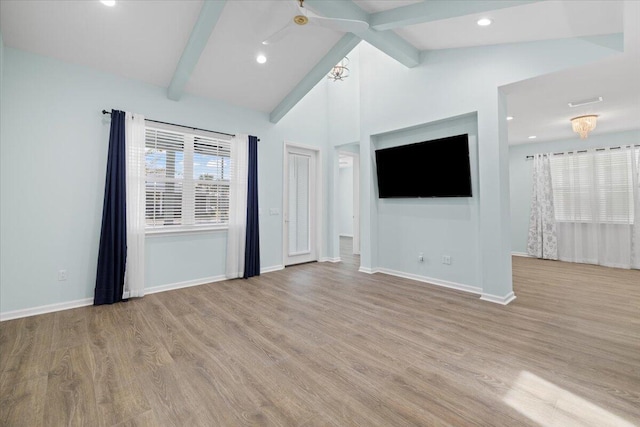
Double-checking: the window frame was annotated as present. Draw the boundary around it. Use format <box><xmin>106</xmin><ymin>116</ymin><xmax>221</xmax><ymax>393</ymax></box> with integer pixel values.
<box><xmin>144</xmin><ymin>123</ymin><xmax>232</xmax><ymax>234</ymax></box>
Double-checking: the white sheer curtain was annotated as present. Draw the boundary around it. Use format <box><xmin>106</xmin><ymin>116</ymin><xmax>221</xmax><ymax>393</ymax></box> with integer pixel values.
<box><xmin>226</xmin><ymin>134</ymin><xmax>249</xmax><ymax>278</ymax></box>
<box><xmin>124</xmin><ymin>112</ymin><xmax>146</xmax><ymax>298</ymax></box>
<box><xmin>527</xmin><ymin>154</ymin><xmax>558</xmax><ymax>259</ymax></box>
<box><xmin>551</xmin><ymin>147</ymin><xmax>638</xmax><ymax>269</ymax></box>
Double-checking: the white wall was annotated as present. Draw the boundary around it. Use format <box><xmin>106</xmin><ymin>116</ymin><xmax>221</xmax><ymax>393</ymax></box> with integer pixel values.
<box><xmin>338</xmin><ymin>165</ymin><xmax>354</xmax><ymax>236</ymax></box>
<box><xmin>0</xmin><ymin>47</ymin><xmax>330</xmax><ymax>315</ymax></box>
<box><xmin>509</xmin><ymin>129</ymin><xmax>640</xmax><ymax>255</ymax></box>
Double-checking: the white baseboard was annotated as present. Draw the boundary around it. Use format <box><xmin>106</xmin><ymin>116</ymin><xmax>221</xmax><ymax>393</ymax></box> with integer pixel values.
<box><xmin>145</xmin><ymin>275</ymin><xmax>227</xmax><ymax>295</ymax></box>
<box><xmin>147</xmin><ymin>265</ymin><xmax>285</xmax><ymax>293</ymax></box>
<box><xmin>511</xmin><ymin>252</ymin><xmax>531</xmax><ymax>258</ymax></box>
<box><xmin>358</xmin><ymin>266</ymin><xmax>515</xmax><ymax>304</ymax></box>
<box><xmin>0</xmin><ymin>297</ymin><xmax>94</xmax><ymax>322</ymax></box>
<box><xmin>376</xmin><ymin>268</ymin><xmax>482</xmax><ymax>295</ymax></box>
<box><xmin>480</xmin><ymin>291</ymin><xmax>517</xmax><ymax>305</ymax></box>
<box><xmin>1</xmin><ymin>261</ymin><xmax>514</xmax><ymax>321</ymax></box>
<box><xmin>0</xmin><ymin>276</ymin><xmax>228</xmax><ymax>321</ymax></box>
<box><xmin>261</xmin><ymin>264</ymin><xmax>284</xmax><ymax>273</ymax></box>
<box><xmin>1</xmin><ymin>265</ymin><xmax>288</xmax><ymax>321</ymax></box>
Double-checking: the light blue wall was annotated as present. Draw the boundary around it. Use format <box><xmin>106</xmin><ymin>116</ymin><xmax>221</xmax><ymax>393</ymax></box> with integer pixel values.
<box><xmin>1</xmin><ymin>32</ymin><xmax>627</xmax><ymax>313</ymax></box>
<box><xmin>1</xmin><ymin>29</ymin><xmax>4</xmax><ymax>151</ymax></box>
<box><xmin>374</xmin><ymin>114</ymin><xmax>480</xmax><ymax>287</ymax></box>
<box><xmin>1</xmin><ymin>31</ymin><xmax>4</xmax><ymax>164</ymax></box>
<box><xmin>328</xmin><ymin>46</ymin><xmax>361</xmax><ymax>259</ymax></box>
<box><xmin>0</xmin><ymin>31</ymin><xmax>4</xmax><ymax>96</ymax></box>
<box><xmin>355</xmin><ymin>35</ymin><xmax>622</xmax><ymax>297</ymax></box>
<box><xmin>328</xmin><ymin>46</ymin><xmax>360</xmax><ymax>147</ymax></box>
<box><xmin>509</xmin><ymin>129</ymin><xmax>640</xmax><ymax>254</ymax></box>
<box><xmin>0</xmin><ymin>47</ymin><xmax>330</xmax><ymax>314</ymax></box>
<box><xmin>0</xmin><ymin>32</ymin><xmax>4</xmax><ymax>311</ymax></box>
<box><xmin>338</xmin><ymin>165</ymin><xmax>354</xmax><ymax>236</ymax></box>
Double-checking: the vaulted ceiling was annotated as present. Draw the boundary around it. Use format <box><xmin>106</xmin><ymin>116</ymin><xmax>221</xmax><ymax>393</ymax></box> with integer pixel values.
<box><xmin>1</xmin><ymin>0</ymin><xmax>634</xmax><ymax>140</ymax></box>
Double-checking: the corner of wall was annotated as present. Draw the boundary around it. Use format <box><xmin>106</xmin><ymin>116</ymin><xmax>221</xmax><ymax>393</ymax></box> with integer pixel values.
<box><xmin>0</xmin><ymin>30</ymin><xmax>5</xmax><ymax>312</ymax></box>
<box><xmin>1</xmin><ymin>30</ymin><xmax>4</xmax><ymax>114</ymax></box>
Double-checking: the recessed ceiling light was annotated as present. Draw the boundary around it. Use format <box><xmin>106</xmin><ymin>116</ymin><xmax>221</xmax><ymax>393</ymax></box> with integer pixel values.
<box><xmin>256</xmin><ymin>54</ymin><xmax>267</xmax><ymax>64</ymax></box>
<box><xmin>477</xmin><ymin>18</ymin><xmax>492</xmax><ymax>27</ymax></box>
<box><xmin>528</xmin><ymin>135</ymin><xmax>537</xmax><ymax>139</ymax></box>
<box><xmin>506</xmin><ymin>116</ymin><xmax>514</xmax><ymax>121</ymax></box>
<box><xmin>100</xmin><ymin>0</ymin><xmax>116</xmax><ymax>6</ymax></box>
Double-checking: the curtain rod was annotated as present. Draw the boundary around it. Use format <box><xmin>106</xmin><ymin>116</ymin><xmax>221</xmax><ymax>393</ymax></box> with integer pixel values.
<box><xmin>525</xmin><ymin>144</ymin><xmax>640</xmax><ymax>160</ymax></box>
<box><xmin>101</xmin><ymin>109</ymin><xmax>241</xmax><ymax>139</ymax></box>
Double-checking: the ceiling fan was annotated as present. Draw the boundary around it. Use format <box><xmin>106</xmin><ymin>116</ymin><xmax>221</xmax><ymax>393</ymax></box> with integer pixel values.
<box><xmin>262</xmin><ymin>0</ymin><xmax>369</xmax><ymax>45</ymax></box>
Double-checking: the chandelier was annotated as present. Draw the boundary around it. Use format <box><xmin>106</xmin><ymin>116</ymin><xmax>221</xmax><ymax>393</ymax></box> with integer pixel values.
<box><xmin>328</xmin><ymin>57</ymin><xmax>349</xmax><ymax>81</ymax></box>
<box><xmin>570</xmin><ymin>115</ymin><xmax>598</xmax><ymax>139</ymax></box>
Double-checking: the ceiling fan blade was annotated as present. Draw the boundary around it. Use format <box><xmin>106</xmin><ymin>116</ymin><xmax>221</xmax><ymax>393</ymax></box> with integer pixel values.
<box><xmin>308</xmin><ymin>16</ymin><xmax>369</xmax><ymax>35</ymax></box>
<box><xmin>262</xmin><ymin>22</ymin><xmax>294</xmax><ymax>45</ymax></box>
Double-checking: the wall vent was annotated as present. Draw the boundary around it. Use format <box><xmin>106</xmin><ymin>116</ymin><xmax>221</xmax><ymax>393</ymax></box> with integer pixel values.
<box><xmin>568</xmin><ymin>96</ymin><xmax>603</xmax><ymax>108</ymax></box>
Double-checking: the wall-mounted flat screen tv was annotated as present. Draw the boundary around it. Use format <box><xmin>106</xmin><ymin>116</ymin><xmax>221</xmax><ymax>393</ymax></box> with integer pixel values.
<box><xmin>375</xmin><ymin>134</ymin><xmax>472</xmax><ymax>198</ymax></box>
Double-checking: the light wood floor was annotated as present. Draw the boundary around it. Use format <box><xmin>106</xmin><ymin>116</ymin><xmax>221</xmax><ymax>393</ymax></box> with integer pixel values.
<box><xmin>1</xmin><ymin>241</ymin><xmax>639</xmax><ymax>426</ymax></box>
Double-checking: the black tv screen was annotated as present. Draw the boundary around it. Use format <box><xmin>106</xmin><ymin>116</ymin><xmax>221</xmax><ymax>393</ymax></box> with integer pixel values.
<box><xmin>375</xmin><ymin>134</ymin><xmax>472</xmax><ymax>198</ymax></box>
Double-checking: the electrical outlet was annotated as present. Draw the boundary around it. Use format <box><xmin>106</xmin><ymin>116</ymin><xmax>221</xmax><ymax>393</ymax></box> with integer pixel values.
<box><xmin>418</xmin><ymin>252</ymin><xmax>424</xmax><ymax>262</ymax></box>
<box><xmin>58</xmin><ymin>269</ymin><xmax>68</xmax><ymax>281</ymax></box>
<box><xmin>442</xmin><ymin>255</ymin><xmax>451</xmax><ymax>265</ymax></box>
<box><xmin>269</xmin><ymin>208</ymin><xmax>280</xmax><ymax>215</ymax></box>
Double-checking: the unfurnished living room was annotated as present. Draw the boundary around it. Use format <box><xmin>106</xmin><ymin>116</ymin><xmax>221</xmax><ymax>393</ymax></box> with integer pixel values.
<box><xmin>1</xmin><ymin>0</ymin><xmax>639</xmax><ymax>426</ymax></box>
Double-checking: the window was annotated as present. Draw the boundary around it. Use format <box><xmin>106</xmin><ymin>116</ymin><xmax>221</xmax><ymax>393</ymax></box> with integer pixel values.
<box><xmin>145</xmin><ymin>126</ymin><xmax>231</xmax><ymax>231</ymax></box>
<box><xmin>550</xmin><ymin>148</ymin><xmax>638</xmax><ymax>224</ymax></box>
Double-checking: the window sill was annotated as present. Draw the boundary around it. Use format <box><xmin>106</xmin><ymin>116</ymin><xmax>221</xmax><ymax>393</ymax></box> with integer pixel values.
<box><xmin>145</xmin><ymin>226</ymin><xmax>228</xmax><ymax>236</ymax></box>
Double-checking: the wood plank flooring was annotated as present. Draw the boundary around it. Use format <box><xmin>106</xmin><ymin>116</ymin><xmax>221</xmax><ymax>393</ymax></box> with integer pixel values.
<box><xmin>1</xmin><ymin>239</ymin><xmax>639</xmax><ymax>426</ymax></box>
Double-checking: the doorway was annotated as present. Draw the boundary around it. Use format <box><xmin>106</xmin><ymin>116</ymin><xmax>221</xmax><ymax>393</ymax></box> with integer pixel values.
<box><xmin>283</xmin><ymin>144</ymin><xmax>320</xmax><ymax>266</ymax></box>
<box><xmin>338</xmin><ymin>150</ymin><xmax>360</xmax><ymax>266</ymax></box>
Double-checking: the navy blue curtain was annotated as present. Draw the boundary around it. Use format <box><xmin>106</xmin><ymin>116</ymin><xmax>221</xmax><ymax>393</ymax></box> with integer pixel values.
<box><xmin>94</xmin><ymin>110</ymin><xmax>127</xmax><ymax>305</ymax></box>
<box><xmin>243</xmin><ymin>135</ymin><xmax>260</xmax><ymax>278</ymax></box>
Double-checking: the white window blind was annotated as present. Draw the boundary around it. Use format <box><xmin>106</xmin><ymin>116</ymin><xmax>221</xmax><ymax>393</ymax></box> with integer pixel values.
<box><xmin>194</xmin><ymin>136</ymin><xmax>231</xmax><ymax>225</ymax></box>
<box><xmin>550</xmin><ymin>148</ymin><xmax>637</xmax><ymax>224</ymax></box>
<box><xmin>145</xmin><ymin>127</ymin><xmax>231</xmax><ymax>230</ymax></box>
<box><xmin>145</xmin><ymin>129</ymin><xmax>184</xmax><ymax>227</ymax></box>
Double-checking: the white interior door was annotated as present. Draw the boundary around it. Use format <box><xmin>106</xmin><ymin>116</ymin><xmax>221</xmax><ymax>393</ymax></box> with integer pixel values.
<box><xmin>338</xmin><ymin>150</ymin><xmax>360</xmax><ymax>256</ymax></box>
<box><xmin>284</xmin><ymin>146</ymin><xmax>318</xmax><ymax>266</ymax></box>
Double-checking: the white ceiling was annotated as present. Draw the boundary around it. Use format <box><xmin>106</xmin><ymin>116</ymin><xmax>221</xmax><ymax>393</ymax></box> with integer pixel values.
<box><xmin>0</xmin><ymin>0</ymin><xmax>201</xmax><ymax>88</ymax></box>
<box><xmin>504</xmin><ymin>54</ymin><xmax>640</xmax><ymax>145</ymax></box>
<box><xmin>352</xmin><ymin>0</ymin><xmax>422</xmax><ymax>14</ymax></box>
<box><xmin>395</xmin><ymin>1</ymin><xmax>623</xmax><ymax>51</ymax></box>
<box><xmin>185</xmin><ymin>1</ymin><xmax>343</xmax><ymax>112</ymax></box>
<box><xmin>0</xmin><ymin>0</ymin><xmax>635</xmax><ymax>135</ymax></box>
